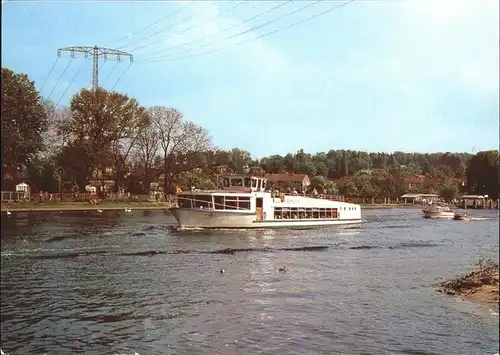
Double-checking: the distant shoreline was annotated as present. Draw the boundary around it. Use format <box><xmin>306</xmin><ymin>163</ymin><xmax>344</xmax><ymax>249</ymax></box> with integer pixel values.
<box><xmin>0</xmin><ymin>201</ymin><xmax>424</xmax><ymax>213</ymax></box>
<box><xmin>1</xmin><ymin>202</ymin><xmax>173</xmax><ymax>212</ymax></box>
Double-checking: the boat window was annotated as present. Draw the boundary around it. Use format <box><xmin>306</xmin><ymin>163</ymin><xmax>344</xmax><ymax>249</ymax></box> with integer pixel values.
<box><xmin>230</xmin><ymin>178</ymin><xmax>242</xmax><ymax>187</ymax></box>
<box><xmin>262</xmin><ymin>180</ymin><xmax>266</xmax><ymax>190</ymax></box>
<box><xmin>238</xmin><ymin>196</ymin><xmax>251</xmax><ymax>210</ymax></box>
<box><xmin>244</xmin><ymin>177</ymin><xmax>251</xmax><ymax>188</ymax></box>
<box><xmin>257</xmin><ymin>179</ymin><xmax>261</xmax><ymax>190</ymax></box>
<box><xmin>222</xmin><ymin>178</ymin><xmax>230</xmax><ymax>188</ymax></box>
<box><xmin>225</xmin><ymin>198</ymin><xmax>238</xmax><ymax>210</ymax></box>
<box><xmin>191</xmin><ymin>195</ymin><xmax>212</xmax><ymax>209</ymax></box>
<box><xmin>213</xmin><ymin>196</ymin><xmax>224</xmax><ymax>209</ymax></box>
<box><xmin>178</xmin><ymin>196</ymin><xmax>192</xmax><ymax>208</ymax></box>
<box><xmin>252</xmin><ymin>178</ymin><xmax>257</xmax><ymax>188</ymax></box>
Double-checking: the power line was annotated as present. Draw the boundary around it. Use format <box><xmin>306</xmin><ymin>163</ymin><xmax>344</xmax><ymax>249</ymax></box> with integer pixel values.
<box><xmin>128</xmin><ymin>1</ymin><xmax>246</xmax><ymax>54</ymax></box>
<box><xmin>105</xmin><ymin>1</ymin><xmax>195</xmax><ymax>47</ymax></box>
<box><xmin>46</xmin><ymin>59</ymin><xmax>74</xmax><ymax>100</ymax></box>
<box><xmin>111</xmin><ymin>63</ymin><xmax>132</xmax><ymax>91</ymax></box>
<box><xmin>39</xmin><ymin>57</ymin><xmax>60</xmax><ymax>94</ymax></box>
<box><xmin>103</xmin><ymin>62</ymin><xmax>119</xmax><ymax>86</ymax></box>
<box><xmin>55</xmin><ymin>60</ymin><xmax>87</xmax><ymax>107</ymax></box>
<box><xmin>137</xmin><ymin>0</ymin><xmax>322</xmax><ymax>63</ymax></box>
<box><xmin>137</xmin><ymin>0</ymin><xmax>292</xmax><ymax>60</ymax></box>
<box><xmin>119</xmin><ymin>1</ymin><xmax>217</xmax><ymax>51</ymax></box>
<box><xmin>138</xmin><ymin>0</ymin><xmax>354</xmax><ymax>64</ymax></box>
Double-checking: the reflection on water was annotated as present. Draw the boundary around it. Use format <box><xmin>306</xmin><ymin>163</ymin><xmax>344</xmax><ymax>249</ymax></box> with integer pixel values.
<box><xmin>1</xmin><ymin>208</ymin><xmax>499</xmax><ymax>355</ymax></box>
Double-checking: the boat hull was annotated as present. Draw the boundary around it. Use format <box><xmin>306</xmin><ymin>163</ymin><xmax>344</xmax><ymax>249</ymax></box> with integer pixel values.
<box><xmin>170</xmin><ymin>208</ymin><xmax>362</xmax><ymax>229</ymax></box>
<box><xmin>423</xmin><ymin>210</ymin><xmax>455</xmax><ymax>219</ymax></box>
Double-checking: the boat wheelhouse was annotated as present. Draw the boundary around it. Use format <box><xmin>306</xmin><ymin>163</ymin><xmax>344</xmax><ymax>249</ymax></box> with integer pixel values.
<box><xmin>169</xmin><ymin>174</ymin><xmax>362</xmax><ymax>229</ymax></box>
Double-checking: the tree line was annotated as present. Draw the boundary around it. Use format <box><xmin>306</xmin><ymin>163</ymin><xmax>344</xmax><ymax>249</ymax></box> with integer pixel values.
<box><xmin>2</xmin><ymin>67</ymin><xmax>499</xmax><ymax>200</ymax></box>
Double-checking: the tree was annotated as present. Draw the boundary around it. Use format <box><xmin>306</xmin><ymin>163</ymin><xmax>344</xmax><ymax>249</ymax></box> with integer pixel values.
<box><xmin>55</xmin><ymin>142</ymin><xmax>94</xmax><ymax>191</ymax></box>
<box><xmin>435</xmin><ymin>164</ymin><xmax>455</xmax><ymax>179</ymax></box>
<box><xmin>466</xmin><ymin>150</ymin><xmax>499</xmax><ymax>199</ymax></box>
<box><xmin>147</xmin><ymin>106</ymin><xmax>212</xmax><ymax>193</ymax></box>
<box><xmin>1</xmin><ymin>68</ymin><xmax>48</xmax><ymax>186</ymax></box>
<box><xmin>439</xmin><ymin>184</ymin><xmax>459</xmax><ymax>202</ymax></box>
<box><xmin>40</xmin><ymin>100</ymin><xmax>71</xmax><ymax>157</ymax></box>
<box><xmin>185</xmin><ymin>173</ymin><xmax>216</xmax><ymax>190</ymax></box>
<box><xmin>228</xmin><ymin>148</ymin><xmax>253</xmax><ymax>173</ymax></box>
<box><xmin>310</xmin><ymin>175</ymin><xmax>338</xmax><ymax>194</ymax></box>
<box><xmin>59</xmin><ymin>88</ymin><xmax>147</xmax><ymax>195</ymax></box>
<box><xmin>25</xmin><ymin>156</ymin><xmax>60</xmax><ymax>193</ymax></box>
<box><xmin>132</xmin><ymin>123</ymin><xmax>161</xmax><ymax>192</ymax></box>
<box><xmin>260</xmin><ymin>154</ymin><xmax>285</xmax><ymax>174</ymax></box>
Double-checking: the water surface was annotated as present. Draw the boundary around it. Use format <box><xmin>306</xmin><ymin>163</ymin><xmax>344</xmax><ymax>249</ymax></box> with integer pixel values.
<box><xmin>1</xmin><ymin>208</ymin><xmax>499</xmax><ymax>354</ymax></box>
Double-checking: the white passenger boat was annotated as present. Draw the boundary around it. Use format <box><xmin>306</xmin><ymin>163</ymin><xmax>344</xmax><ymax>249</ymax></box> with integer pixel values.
<box><xmin>422</xmin><ymin>203</ymin><xmax>455</xmax><ymax>219</ymax></box>
<box><xmin>169</xmin><ymin>174</ymin><xmax>362</xmax><ymax>229</ymax></box>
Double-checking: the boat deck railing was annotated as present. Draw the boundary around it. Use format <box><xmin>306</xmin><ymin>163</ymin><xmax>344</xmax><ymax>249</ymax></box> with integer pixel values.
<box><xmin>175</xmin><ymin>195</ymin><xmax>251</xmax><ymax>211</ymax></box>
<box><xmin>174</xmin><ymin>192</ymin><xmax>345</xmax><ymax>210</ymax></box>
<box><xmin>275</xmin><ymin>193</ymin><xmax>344</xmax><ymax>202</ymax></box>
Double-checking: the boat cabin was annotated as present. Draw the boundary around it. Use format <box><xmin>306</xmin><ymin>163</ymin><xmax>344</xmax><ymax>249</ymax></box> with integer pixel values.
<box><xmin>217</xmin><ymin>175</ymin><xmax>267</xmax><ymax>192</ymax></box>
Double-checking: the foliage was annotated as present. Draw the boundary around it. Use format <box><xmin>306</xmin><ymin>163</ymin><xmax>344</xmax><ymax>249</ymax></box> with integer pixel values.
<box><xmin>5</xmin><ymin>68</ymin><xmax>496</xmax><ymax>199</ymax></box>
<box><xmin>439</xmin><ymin>184</ymin><xmax>459</xmax><ymax>202</ymax></box>
<box><xmin>310</xmin><ymin>175</ymin><xmax>339</xmax><ymax>194</ymax></box>
<box><xmin>185</xmin><ymin>174</ymin><xmax>216</xmax><ymax>190</ymax></box>
<box><xmin>59</xmin><ymin>88</ymin><xmax>148</xmax><ymax>193</ymax></box>
<box><xmin>466</xmin><ymin>150</ymin><xmax>499</xmax><ymax>199</ymax></box>
<box><xmin>146</xmin><ymin>106</ymin><xmax>213</xmax><ymax>193</ymax></box>
<box><xmin>1</xmin><ymin>68</ymin><xmax>48</xmax><ymax>185</ymax></box>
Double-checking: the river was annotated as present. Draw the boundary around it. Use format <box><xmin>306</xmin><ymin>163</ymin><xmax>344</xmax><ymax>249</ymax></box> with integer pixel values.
<box><xmin>1</xmin><ymin>208</ymin><xmax>499</xmax><ymax>355</ymax></box>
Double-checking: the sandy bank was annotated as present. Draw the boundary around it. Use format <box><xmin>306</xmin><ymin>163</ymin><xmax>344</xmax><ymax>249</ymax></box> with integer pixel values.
<box><xmin>438</xmin><ymin>263</ymin><xmax>499</xmax><ymax>312</ymax></box>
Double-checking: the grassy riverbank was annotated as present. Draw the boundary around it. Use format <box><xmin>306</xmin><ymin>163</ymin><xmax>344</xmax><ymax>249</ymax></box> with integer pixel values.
<box><xmin>438</xmin><ymin>260</ymin><xmax>499</xmax><ymax>312</ymax></box>
<box><xmin>1</xmin><ymin>201</ymin><xmax>174</xmax><ymax>212</ymax></box>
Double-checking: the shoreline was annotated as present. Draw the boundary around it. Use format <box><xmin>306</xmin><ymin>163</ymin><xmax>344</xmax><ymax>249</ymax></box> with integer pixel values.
<box><xmin>1</xmin><ymin>202</ymin><xmax>423</xmax><ymax>213</ymax></box>
<box><xmin>438</xmin><ymin>264</ymin><xmax>499</xmax><ymax>312</ymax></box>
<box><xmin>1</xmin><ymin>202</ymin><xmax>174</xmax><ymax>212</ymax></box>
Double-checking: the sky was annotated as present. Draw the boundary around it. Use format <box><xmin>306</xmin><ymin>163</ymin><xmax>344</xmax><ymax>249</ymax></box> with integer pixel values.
<box><xmin>2</xmin><ymin>0</ymin><xmax>499</xmax><ymax>158</ymax></box>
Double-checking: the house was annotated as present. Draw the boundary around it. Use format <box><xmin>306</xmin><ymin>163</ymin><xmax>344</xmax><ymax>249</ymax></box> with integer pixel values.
<box><xmin>407</xmin><ymin>174</ymin><xmax>426</xmax><ymax>189</ymax></box>
<box><xmin>250</xmin><ymin>166</ymin><xmax>265</xmax><ymax>176</ymax></box>
<box><xmin>264</xmin><ymin>173</ymin><xmax>311</xmax><ymax>190</ymax></box>
<box><xmin>460</xmin><ymin>195</ymin><xmax>486</xmax><ymax>209</ymax></box>
<box><xmin>400</xmin><ymin>193</ymin><xmax>440</xmax><ymax>204</ymax></box>
<box><xmin>212</xmin><ymin>165</ymin><xmax>229</xmax><ymax>175</ymax></box>
<box><xmin>15</xmin><ymin>182</ymin><xmax>31</xmax><ymax>200</ymax></box>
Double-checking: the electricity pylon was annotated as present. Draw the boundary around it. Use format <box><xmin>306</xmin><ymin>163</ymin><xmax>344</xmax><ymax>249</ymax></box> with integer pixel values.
<box><xmin>57</xmin><ymin>46</ymin><xmax>133</xmax><ymax>90</ymax></box>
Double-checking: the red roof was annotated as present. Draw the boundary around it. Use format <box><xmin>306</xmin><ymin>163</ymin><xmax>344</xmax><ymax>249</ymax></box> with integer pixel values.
<box><xmin>407</xmin><ymin>175</ymin><xmax>426</xmax><ymax>183</ymax></box>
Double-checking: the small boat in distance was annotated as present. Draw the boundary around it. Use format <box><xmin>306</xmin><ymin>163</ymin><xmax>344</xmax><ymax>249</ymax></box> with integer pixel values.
<box><xmin>453</xmin><ymin>212</ymin><xmax>469</xmax><ymax>221</ymax></box>
<box><xmin>169</xmin><ymin>174</ymin><xmax>362</xmax><ymax>229</ymax></box>
<box><xmin>422</xmin><ymin>203</ymin><xmax>455</xmax><ymax>219</ymax></box>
